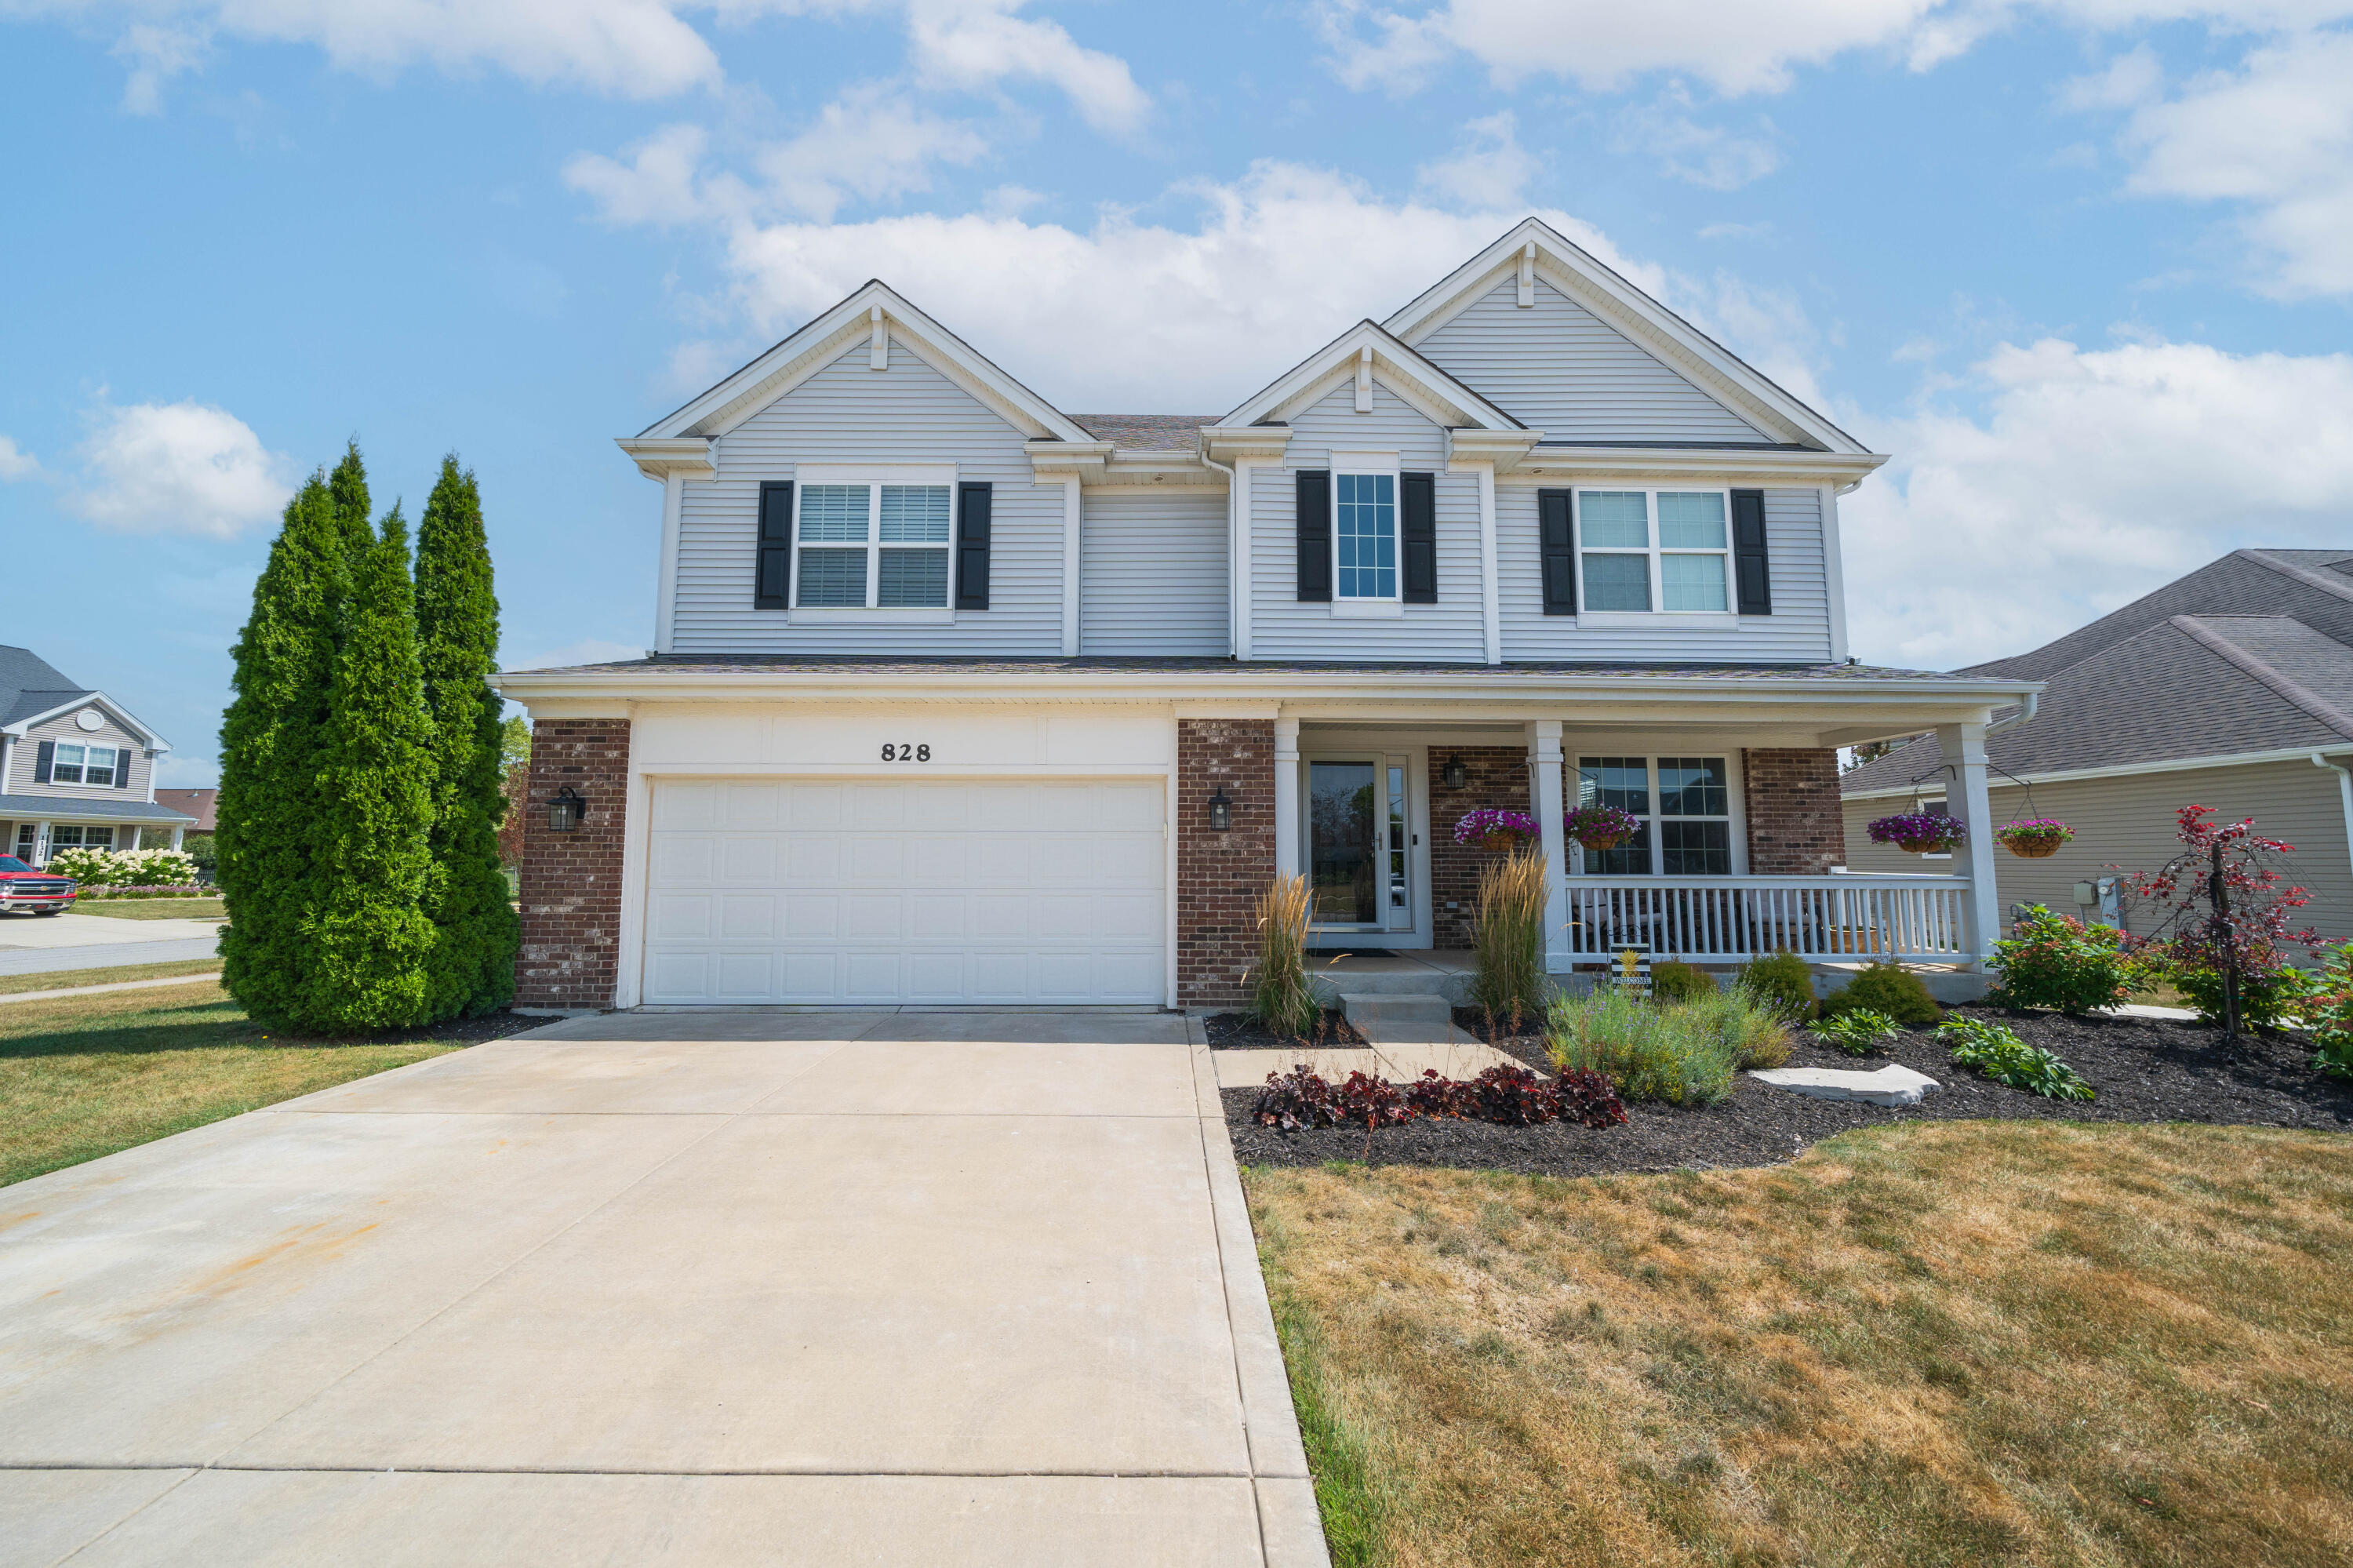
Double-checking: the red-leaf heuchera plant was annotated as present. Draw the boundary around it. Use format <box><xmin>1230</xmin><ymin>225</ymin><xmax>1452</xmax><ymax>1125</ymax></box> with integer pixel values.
<box><xmin>1867</xmin><ymin>812</ymin><xmax>1966</xmax><ymax>853</ymax></box>
<box><xmin>2124</xmin><ymin>805</ymin><xmax>2322</xmax><ymax>1041</ymax></box>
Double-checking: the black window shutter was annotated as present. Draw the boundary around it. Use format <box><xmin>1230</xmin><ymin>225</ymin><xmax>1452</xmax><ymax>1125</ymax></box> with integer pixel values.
<box><xmin>34</xmin><ymin>740</ymin><xmax>54</xmax><ymax>784</ymax></box>
<box><xmin>1295</xmin><ymin>469</ymin><xmax>1331</xmax><ymax>602</ymax></box>
<box><xmin>1539</xmin><ymin>489</ymin><xmax>1577</xmax><ymax>615</ymax></box>
<box><xmin>1731</xmin><ymin>489</ymin><xmax>1772</xmax><ymax>615</ymax></box>
<box><xmin>1401</xmin><ymin>472</ymin><xmax>1437</xmax><ymax>604</ymax></box>
<box><xmin>115</xmin><ymin>747</ymin><xmax>131</xmax><ymax>789</ymax></box>
<box><xmin>955</xmin><ymin>482</ymin><xmax>993</xmax><ymax>610</ymax></box>
<box><xmin>755</xmin><ymin>481</ymin><xmax>794</xmax><ymax>609</ymax></box>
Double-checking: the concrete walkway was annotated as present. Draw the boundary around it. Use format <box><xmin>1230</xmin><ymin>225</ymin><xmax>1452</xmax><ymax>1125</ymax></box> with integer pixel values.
<box><xmin>0</xmin><ymin>912</ymin><xmax>224</xmax><ymax>978</ymax></box>
<box><xmin>0</xmin><ymin>1012</ymin><xmax>1326</xmax><ymax>1567</ymax></box>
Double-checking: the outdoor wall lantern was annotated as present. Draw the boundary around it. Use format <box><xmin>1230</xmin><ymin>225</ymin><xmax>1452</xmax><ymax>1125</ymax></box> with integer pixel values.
<box><xmin>1443</xmin><ymin>755</ymin><xmax>1468</xmax><ymax>791</ymax></box>
<box><xmin>1207</xmin><ymin>786</ymin><xmax>1233</xmax><ymax>831</ymax></box>
<box><xmin>548</xmin><ymin>786</ymin><xmax>587</xmax><ymax>833</ymax></box>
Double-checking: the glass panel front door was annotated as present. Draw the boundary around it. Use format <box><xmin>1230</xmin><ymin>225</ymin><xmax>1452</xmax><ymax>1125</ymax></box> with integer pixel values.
<box><xmin>1309</xmin><ymin>761</ymin><xmax>1379</xmax><ymax>925</ymax></box>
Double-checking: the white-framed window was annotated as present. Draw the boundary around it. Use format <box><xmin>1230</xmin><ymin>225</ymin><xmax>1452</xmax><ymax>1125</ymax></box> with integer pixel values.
<box><xmin>792</xmin><ymin>477</ymin><xmax>954</xmax><ymax>610</ymax></box>
<box><xmin>1329</xmin><ymin>450</ymin><xmax>1401</xmax><ymax>608</ymax></box>
<box><xmin>49</xmin><ymin>824</ymin><xmax>115</xmax><ymax>853</ymax></box>
<box><xmin>51</xmin><ymin>744</ymin><xmax>118</xmax><ymax>787</ymax></box>
<box><xmin>1576</xmin><ymin>755</ymin><xmax>1734</xmax><ymax>875</ymax></box>
<box><xmin>1574</xmin><ymin>489</ymin><xmax>1733</xmax><ymax>615</ymax></box>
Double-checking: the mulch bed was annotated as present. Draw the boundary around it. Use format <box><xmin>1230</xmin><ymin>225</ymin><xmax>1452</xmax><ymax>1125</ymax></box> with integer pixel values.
<box><xmin>1202</xmin><ymin>1008</ymin><xmax>1368</xmax><ymax>1049</ymax></box>
<box><xmin>1223</xmin><ymin>1003</ymin><xmax>2353</xmax><ymax>1177</ymax></box>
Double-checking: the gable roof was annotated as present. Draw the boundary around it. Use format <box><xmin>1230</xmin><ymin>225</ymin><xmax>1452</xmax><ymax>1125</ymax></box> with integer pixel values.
<box><xmin>1068</xmin><ymin>414</ymin><xmax>1221</xmax><ymax>451</ymax></box>
<box><xmin>1380</xmin><ymin>218</ymin><xmax>1871</xmax><ymax>456</ymax></box>
<box><xmin>1843</xmin><ymin>603</ymin><xmax>2353</xmax><ymax>797</ymax></box>
<box><xmin>0</xmin><ymin>646</ymin><xmax>86</xmax><ymax>728</ymax></box>
<box><xmin>1214</xmin><ymin>318</ymin><xmax>1527</xmax><ymax>434</ymax></box>
<box><xmin>634</xmin><ymin>280</ymin><xmax>1096</xmax><ymax>447</ymax></box>
<box><xmin>1969</xmin><ymin>549</ymin><xmax>2353</xmax><ymax>681</ymax></box>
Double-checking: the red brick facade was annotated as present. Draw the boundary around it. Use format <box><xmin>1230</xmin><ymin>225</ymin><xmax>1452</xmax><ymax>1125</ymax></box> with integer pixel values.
<box><xmin>1741</xmin><ymin>747</ymin><xmax>1846</xmax><ymax>875</ymax></box>
<box><xmin>1176</xmin><ymin>719</ymin><xmax>1276</xmax><ymax>1007</ymax></box>
<box><xmin>1427</xmin><ymin>746</ymin><xmax>1537</xmax><ymax>950</ymax></box>
<box><xmin>516</xmin><ymin>718</ymin><xmax>631</xmax><ymax>1010</ymax></box>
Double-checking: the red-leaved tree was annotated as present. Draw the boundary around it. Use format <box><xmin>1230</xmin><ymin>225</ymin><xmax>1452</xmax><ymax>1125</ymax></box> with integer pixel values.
<box><xmin>2125</xmin><ymin>806</ymin><xmax>2318</xmax><ymax>1040</ymax></box>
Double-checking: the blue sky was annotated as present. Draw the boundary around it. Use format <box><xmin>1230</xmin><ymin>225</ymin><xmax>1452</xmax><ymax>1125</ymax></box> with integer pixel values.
<box><xmin>5</xmin><ymin>1</ymin><xmax>2351</xmax><ymax>787</ymax></box>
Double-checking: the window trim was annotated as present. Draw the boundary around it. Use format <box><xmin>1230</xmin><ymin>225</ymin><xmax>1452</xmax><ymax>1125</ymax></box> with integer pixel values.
<box><xmin>1328</xmin><ymin>450</ymin><xmax>1402</xmax><ymax>607</ymax></box>
<box><xmin>1572</xmin><ymin>487</ymin><xmax>1737</xmax><ymax>622</ymax></box>
<box><xmin>1571</xmin><ymin>751</ymin><xmax>1744</xmax><ymax>876</ymax></box>
<box><xmin>49</xmin><ymin>742</ymin><xmax>118</xmax><ymax>788</ymax></box>
<box><xmin>786</xmin><ymin>465</ymin><xmax>958</xmax><ymax>615</ymax></box>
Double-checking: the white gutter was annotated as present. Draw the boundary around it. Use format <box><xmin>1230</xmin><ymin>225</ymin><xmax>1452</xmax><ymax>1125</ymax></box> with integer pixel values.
<box><xmin>1988</xmin><ymin>690</ymin><xmax>2038</xmax><ymax>731</ymax></box>
<box><xmin>2313</xmin><ymin>752</ymin><xmax>2353</xmax><ymax>889</ymax></box>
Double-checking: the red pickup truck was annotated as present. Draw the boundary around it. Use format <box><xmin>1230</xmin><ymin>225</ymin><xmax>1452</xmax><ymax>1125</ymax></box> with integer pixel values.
<box><xmin>0</xmin><ymin>856</ymin><xmax>77</xmax><ymax>915</ymax></box>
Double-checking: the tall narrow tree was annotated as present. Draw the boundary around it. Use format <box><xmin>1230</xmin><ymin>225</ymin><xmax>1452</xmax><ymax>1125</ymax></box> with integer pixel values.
<box><xmin>301</xmin><ymin>507</ymin><xmax>437</xmax><ymax>1031</ymax></box>
<box><xmin>329</xmin><ymin>440</ymin><xmax>373</xmax><ymax>569</ymax></box>
<box><xmin>215</xmin><ymin>473</ymin><xmax>346</xmax><ymax>1027</ymax></box>
<box><xmin>415</xmin><ymin>456</ymin><xmax>518</xmax><ymax>1017</ymax></box>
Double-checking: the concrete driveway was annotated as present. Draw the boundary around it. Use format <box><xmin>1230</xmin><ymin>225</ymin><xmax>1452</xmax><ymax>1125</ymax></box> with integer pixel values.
<box><xmin>0</xmin><ymin>1012</ymin><xmax>1326</xmax><ymax>1566</ymax></box>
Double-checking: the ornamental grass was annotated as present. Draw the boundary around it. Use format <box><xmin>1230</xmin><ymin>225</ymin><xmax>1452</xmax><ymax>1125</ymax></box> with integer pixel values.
<box><xmin>1250</xmin><ymin>872</ymin><xmax>1321</xmax><ymax>1039</ymax></box>
<box><xmin>1469</xmin><ymin>849</ymin><xmax>1548</xmax><ymax>1025</ymax></box>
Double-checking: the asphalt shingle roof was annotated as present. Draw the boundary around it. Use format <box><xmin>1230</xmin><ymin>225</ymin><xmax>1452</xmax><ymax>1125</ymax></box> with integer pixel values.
<box><xmin>1065</xmin><ymin>415</ymin><xmax>1220</xmax><ymax>450</ymax></box>
<box><xmin>0</xmin><ymin>794</ymin><xmax>195</xmax><ymax>824</ymax></box>
<box><xmin>0</xmin><ymin>646</ymin><xmax>92</xmax><ymax>729</ymax></box>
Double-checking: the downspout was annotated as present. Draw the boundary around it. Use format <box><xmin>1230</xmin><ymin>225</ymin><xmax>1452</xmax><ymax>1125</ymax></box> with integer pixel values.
<box><xmin>1199</xmin><ymin>447</ymin><xmax>1240</xmax><ymax>658</ymax></box>
<box><xmin>2310</xmin><ymin>751</ymin><xmax>2353</xmax><ymax>891</ymax></box>
<box><xmin>1988</xmin><ymin>691</ymin><xmax>2039</xmax><ymax>732</ymax></box>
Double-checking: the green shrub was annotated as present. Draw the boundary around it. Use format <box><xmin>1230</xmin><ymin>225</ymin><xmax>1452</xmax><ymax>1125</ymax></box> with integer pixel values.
<box><xmin>2304</xmin><ymin>944</ymin><xmax>2353</xmax><ymax>1079</ymax></box>
<box><xmin>1988</xmin><ymin>905</ymin><xmax>2136</xmax><ymax>1013</ymax></box>
<box><xmin>180</xmin><ymin>831</ymin><xmax>216</xmax><ymax>882</ymax></box>
<box><xmin>2166</xmin><ymin>957</ymin><xmax>2315</xmax><ymax>1031</ymax></box>
<box><xmin>1807</xmin><ymin>1009</ymin><xmax>1901</xmax><ymax>1057</ymax></box>
<box><xmin>1735</xmin><ymin>950</ymin><xmax>1816</xmax><ymax>1022</ymax></box>
<box><xmin>1649</xmin><ymin>960</ymin><xmax>1716</xmax><ymax>1005</ymax></box>
<box><xmin>1546</xmin><ymin>988</ymin><xmax>1738</xmax><ymax>1105</ymax></box>
<box><xmin>1934</xmin><ymin>1017</ymin><xmax>2095</xmax><ymax>1101</ymax></box>
<box><xmin>1820</xmin><ymin>962</ymin><xmax>1941</xmax><ymax>1027</ymax></box>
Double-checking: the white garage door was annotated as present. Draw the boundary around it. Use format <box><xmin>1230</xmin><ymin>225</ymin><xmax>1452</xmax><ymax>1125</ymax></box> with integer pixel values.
<box><xmin>644</xmin><ymin>778</ymin><xmax>1166</xmax><ymax>1006</ymax></box>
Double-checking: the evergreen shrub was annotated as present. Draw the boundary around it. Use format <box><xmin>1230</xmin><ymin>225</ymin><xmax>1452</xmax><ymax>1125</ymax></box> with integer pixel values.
<box><xmin>1737</xmin><ymin>949</ymin><xmax>1817</xmax><ymax>1021</ymax></box>
<box><xmin>1649</xmin><ymin>959</ymin><xmax>1716</xmax><ymax>1005</ymax></box>
<box><xmin>1820</xmin><ymin>962</ymin><xmax>1941</xmax><ymax>1027</ymax></box>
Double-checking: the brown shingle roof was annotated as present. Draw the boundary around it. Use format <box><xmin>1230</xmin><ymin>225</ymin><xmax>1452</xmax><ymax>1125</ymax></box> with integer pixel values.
<box><xmin>1065</xmin><ymin>415</ymin><xmax>1219</xmax><ymax>450</ymax></box>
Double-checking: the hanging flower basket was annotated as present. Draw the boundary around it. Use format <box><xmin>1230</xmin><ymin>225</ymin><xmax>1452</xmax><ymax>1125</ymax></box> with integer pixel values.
<box><xmin>1867</xmin><ymin>812</ymin><xmax>1967</xmax><ymax>855</ymax></box>
<box><xmin>1996</xmin><ymin>819</ymin><xmax>2073</xmax><ymax>859</ymax></box>
<box><xmin>1453</xmin><ymin>809</ymin><xmax>1540</xmax><ymax>852</ymax></box>
<box><xmin>1563</xmin><ymin>802</ymin><xmax>1642</xmax><ymax>853</ymax></box>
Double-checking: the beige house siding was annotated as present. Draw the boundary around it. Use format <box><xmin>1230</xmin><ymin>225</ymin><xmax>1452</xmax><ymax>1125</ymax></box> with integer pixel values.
<box><xmin>5</xmin><ymin>704</ymin><xmax>155</xmax><ymax>801</ymax></box>
<box><xmin>1843</xmin><ymin>759</ymin><xmax>2353</xmax><ymax>944</ymax></box>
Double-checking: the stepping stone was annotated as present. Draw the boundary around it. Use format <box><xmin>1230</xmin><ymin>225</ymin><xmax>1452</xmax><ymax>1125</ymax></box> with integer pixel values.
<box><xmin>1748</xmin><ymin>1064</ymin><xmax>1942</xmax><ymax>1108</ymax></box>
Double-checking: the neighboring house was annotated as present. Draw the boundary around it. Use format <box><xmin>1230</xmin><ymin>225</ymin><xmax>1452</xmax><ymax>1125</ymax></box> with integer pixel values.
<box><xmin>154</xmin><ymin>788</ymin><xmax>219</xmax><ymax>831</ymax></box>
<box><xmin>494</xmin><ymin>219</ymin><xmax>2036</xmax><ymax>1013</ymax></box>
<box><xmin>1841</xmin><ymin>549</ymin><xmax>2353</xmax><ymax>944</ymax></box>
<box><xmin>0</xmin><ymin>646</ymin><xmax>197</xmax><ymax>867</ymax></box>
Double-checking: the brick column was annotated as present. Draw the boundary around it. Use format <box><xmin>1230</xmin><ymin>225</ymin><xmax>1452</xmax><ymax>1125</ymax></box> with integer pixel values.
<box><xmin>1176</xmin><ymin>719</ymin><xmax>1275</xmax><ymax>1008</ymax></box>
<box><xmin>1427</xmin><ymin>745</ymin><xmax>1535</xmax><ymax>950</ymax></box>
<box><xmin>516</xmin><ymin>717</ymin><xmax>631</xmax><ymax>1010</ymax></box>
<box><xmin>1741</xmin><ymin>748</ymin><xmax>1845</xmax><ymax>875</ymax></box>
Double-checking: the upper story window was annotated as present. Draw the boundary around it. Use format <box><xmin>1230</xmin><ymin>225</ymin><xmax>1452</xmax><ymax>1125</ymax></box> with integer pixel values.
<box><xmin>795</xmin><ymin>482</ymin><xmax>952</xmax><ymax>609</ymax></box>
<box><xmin>1576</xmin><ymin>489</ymin><xmax>1731</xmax><ymax>614</ymax></box>
<box><xmin>1334</xmin><ymin>472</ymin><xmax>1398</xmax><ymax>601</ymax></box>
<box><xmin>49</xmin><ymin>744</ymin><xmax>118</xmax><ymax>786</ymax></box>
<box><xmin>1577</xmin><ymin>755</ymin><xmax>1733</xmax><ymax>875</ymax></box>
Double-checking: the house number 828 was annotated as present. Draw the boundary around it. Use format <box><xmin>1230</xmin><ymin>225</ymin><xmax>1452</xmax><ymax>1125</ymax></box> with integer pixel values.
<box><xmin>881</xmin><ymin>744</ymin><xmax>931</xmax><ymax>762</ymax></box>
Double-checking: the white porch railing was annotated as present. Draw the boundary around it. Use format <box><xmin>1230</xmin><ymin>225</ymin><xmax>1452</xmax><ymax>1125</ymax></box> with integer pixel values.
<box><xmin>1561</xmin><ymin>875</ymin><xmax>1973</xmax><ymax>963</ymax></box>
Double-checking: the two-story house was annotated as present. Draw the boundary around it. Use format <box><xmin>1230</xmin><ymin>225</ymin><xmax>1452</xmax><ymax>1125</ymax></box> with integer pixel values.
<box><xmin>495</xmin><ymin>220</ymin><xmax>2038</xmax><ymax>1013</ymax></box>
<box><xmin>2</xmin><ymin>646</ymin><xmax>197</xmax><ymax>867</ymax></box>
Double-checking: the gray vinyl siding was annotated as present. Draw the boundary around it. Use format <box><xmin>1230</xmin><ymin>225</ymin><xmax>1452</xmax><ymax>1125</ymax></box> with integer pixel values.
<box><xmin>6</xmin><ymin>708</ymin><xmax>153</xmax><ymax>800</ymax></box>
<box><xmin>1414</xmin><ymin>277</ymin><xmax>1766</xmax><ymax>443</ymax></box>
<box><xmin>1249</xmin><ymin>380</ymin><xmax>1486</xmax><ymax>663</ymax></box>
<box><xmin>1842</xmin><ymin>760</ymin><xmax>2353</xmax><ymax>948</ymax></box>
<box><xmin>670</xmin><ymin>339</ymin><xmax>1063</xmax><ymax>655</ymax></box>
<box><xmin>1497</xmin><ymin>485</ymin><xmax>1834</xmax><ymax>662</ymax></box>
<box><xmin>1080</xmin><ymin>489</ymin><xmax>1229</xmax><ymax>656</ymax></box>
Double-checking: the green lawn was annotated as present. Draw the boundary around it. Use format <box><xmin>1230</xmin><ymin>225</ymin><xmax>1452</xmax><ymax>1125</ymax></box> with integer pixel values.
<box><xmin>68</xmin><ymin>897</ymin><xmax>227</xmax><ymax>921</ymax></box>
<box><xmin>1249</xmin><ymin>1121</ymin><xmax>2353</xmax><ymax>1568</ymax></box>
<box><xmin>0</xmin><ymin>978</ymin><xmax>471</xmax><ymax>1187</ymax></box>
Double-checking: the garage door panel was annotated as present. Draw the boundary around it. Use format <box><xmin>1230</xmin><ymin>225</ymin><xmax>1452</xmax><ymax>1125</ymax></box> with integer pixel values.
<box><xmin>646</xmin><ymin>777</ymin><xmax>1164</xmax><ymax>1006</ymax></box>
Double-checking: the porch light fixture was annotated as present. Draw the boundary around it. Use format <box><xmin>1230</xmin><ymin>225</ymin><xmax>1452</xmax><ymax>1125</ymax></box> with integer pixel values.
<box><xmin>1443</xmin><ymin>755</ymin><xmax>1467</xmax><ymax>791</ymax></box>
<box><xmin>548</xmin><ymin>786</ymin><xmax>587</xmax><ymax>833</ymax></box>
<box><xmin>1207</xmin><ymin>786</ymin><xmax>1233</xmax><ymax>831</ymax></box>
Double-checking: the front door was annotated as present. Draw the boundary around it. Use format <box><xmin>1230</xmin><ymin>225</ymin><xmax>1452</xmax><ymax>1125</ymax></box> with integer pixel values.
<box><xmin>1307</xmin><ymin>757</ymin><xmax>1413</xmax><ymax>932</ymax></box>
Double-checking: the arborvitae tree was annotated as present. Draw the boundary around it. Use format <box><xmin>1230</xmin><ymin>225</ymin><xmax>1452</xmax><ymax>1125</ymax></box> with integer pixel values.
<box><xmin>215</xmin><ymin>473</ymin><xmax>346</xmax><ymax>1027</ymax></box>
<box><xmin>415</xmin><ymin>456</ymin><xmax>518</xmax><ymax>1017</ymax></box>
<box><xmin>329</xmin><ymin>440</ymin><xmax>373</xmax><ymax>569</ymax></box>
<box><xmin>300</xmin><ymin>507</ymin><xmax>437</xmax><ymax>1031</ymax></box>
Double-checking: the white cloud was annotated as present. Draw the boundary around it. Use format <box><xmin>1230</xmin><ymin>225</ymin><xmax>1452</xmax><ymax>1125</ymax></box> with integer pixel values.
<box><xmin>756</xmin><ymin>82</ymin><xmax>989</xmax><ymax>220</ymax></box>
<box><xmin>1414</xmin><ymin>111</ymin><xmax>1537</xmax><ymax>209</ymax></box>
<box><xmin>64</xmin><ymin>400</ymin><xmax>293</xmax><ymax>539</ymax></box>
<box><xmin>1321</xmin><ymin>0</ymin><xmax>2353</xmax><ymax>96</ymax></box>
<box><xmin>0</xmin><ymin>435</ymin><xmax>41</xmax><ymax>480</ymax></box>
<box><xmin>904</xmin><ymin>0</ymin><xmax>1148</xmax><ymax>133</ymax></box>
<box><xmin>1841</xmin><ymin>336</ymin><xmax>2353</xmax><ymax>668</ymax></box>
<box><xmin>701</xmin><ymin>163</ymin><xmax>1693</xmax><ymax>409</ymax></box>
<box><xmin>2096</xmin><ymin>31</ymin><xmax>2353</xmax><ymax>297</ymax></box>
<box><xmin>1612</xmin><ymin>88</ymin><xmax>1782</xmax><ymax>189</ymax></box>
<box><xmin>111</xmin><ymin>20</ymin><xmax>207</xmax><ymax>113</ymax></box>
<box><xmin>565</xmin><ymin>123</ymin><xmax>715</xmax><ymax>227</ymax></box>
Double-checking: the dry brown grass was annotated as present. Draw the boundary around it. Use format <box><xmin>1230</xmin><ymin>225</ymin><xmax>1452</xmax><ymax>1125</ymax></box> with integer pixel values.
<box><xmin>1246</xmin><ymin>1121</ymin><xmax>2353</xmax><ymax>1567</ymax></box>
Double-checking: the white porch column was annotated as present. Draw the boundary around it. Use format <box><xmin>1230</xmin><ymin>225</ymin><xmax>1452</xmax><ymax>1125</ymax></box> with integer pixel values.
<box><xmin>1937</xmin><ymin>720</ymin><xmax>2002</xmax><ymax>967</ymax></box>
<box><xmin>170</xmin><ymin>825</ymin><xmax>185</xmax><ymax>850</ymax></box>
<box><xmin>1273</xmin><ymin>715</ymin><xmax>1300</xmax><ymax>880</ymax></box>
<box><xmin>1529</xmin><ymin>719</ymin><xmax>1569</xmax><ymax>972</ymax></box>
